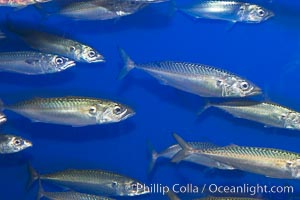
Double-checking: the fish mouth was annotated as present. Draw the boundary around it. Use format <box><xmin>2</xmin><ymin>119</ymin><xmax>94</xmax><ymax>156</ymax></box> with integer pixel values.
<box><xmin>125</xmin><ymin>108</ymin><xmax>136</xmax><ymax>118</ymax></box>
<box><xmin>90</xmin><ymin>55</ymin><xmax>105</xmax><ymax>63</ymax></box>
<box><xmin>250</xmin><ymin>87</ymin><xmax>262</xmax><ymax>96</ymax></box>
<box><xmin>65</xmin><ymin>61</ymin><xmax>76</xmax><ymax>68</ymax></box>
<box><xmin>24</xmin><ymin>140</ymin><xmax>33</xmax><ymax>148</ymax></box>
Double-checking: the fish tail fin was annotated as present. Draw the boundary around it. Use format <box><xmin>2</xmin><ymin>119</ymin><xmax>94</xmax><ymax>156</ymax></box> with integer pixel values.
<box><xmin>147</xmin><ymin>141</ymin><xmax>159</xmax><ymax>174</ymax></box>
<box><xmin>118</xmin><ymin>48</ymin><xmax>136</xmax><ymax>80</ymax></box>
<box><xmin>171</xmin><ymin>133</ymin><xmax>194</xmax><ymax>163</ymax></box>
<box><xmin>37</xmin><ymin>180</ymin><xmax>44</xmax><ymax>200</ymax></box>
<box><xmin>27</xmin><ymin>163</ymin><xmax>40</xmax><ymax>190</ymax></box>
<box><xmin>197</xmin><ymin>100</ymin><xmax>211</xmax><ymax>116</ymax></box>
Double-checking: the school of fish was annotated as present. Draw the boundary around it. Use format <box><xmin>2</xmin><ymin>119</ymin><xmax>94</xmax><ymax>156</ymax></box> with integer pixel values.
<box><xmin>0</xmin><ymin>0</ymin><xmax>299</xmax><ymax>200</ymax></box>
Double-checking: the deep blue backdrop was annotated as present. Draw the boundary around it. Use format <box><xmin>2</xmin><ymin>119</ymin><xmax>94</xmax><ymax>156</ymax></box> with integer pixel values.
<box><xmin>0</xmin><ymin>0</ymin><xmax>300</xmax><ymax>199</ymax></box>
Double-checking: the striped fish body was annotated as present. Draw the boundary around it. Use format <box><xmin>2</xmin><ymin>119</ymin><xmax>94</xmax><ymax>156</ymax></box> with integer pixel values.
<box><xmin>39</xmin><ymin>169</ymin><xmax>148</xmax><ymax>196</ymax></box>
<box><xmin>13</xmin><ymin>29</ymin><xmax>104</xmax><ymax>63</ymax></box>
<box><xmin>0</xmin><ymin>0</ymin><xmax>50</xmax><ymax>7</ymax></box>
<box><xmin>40</xmin><ymin>191</ymin><xmax>115</xmax><ymax>200</ymax></box>
<box><xmin>5</xmin><ymin>97</ymin><xmax>134</xmax><ymax>127</ymax></box>
<box><xmin>179</xmin><ymin>1</ymin><xmax>274</xmax><ymax>23</ymax></box>
<box><xmin>60</xmin><ymin>0</ymin><xmax>148</xmax><ymax>20</ymax></box>
<box><xmin>136</xmin><ymin>61</ymin><xmax>260</xmax><ymax>97</ymax></box>
<box><xmin>212</xmin><ymin>101</ymin><xmax>300</xmax><ymax>130</ymax></box>
<box><xmin>197</xmin><ymin>146</ymin><xmax>300</xmax><ymax>179</ymax></box>
<box><xmin>180</xmin><ymin>1</ymin><xmax>244</xmax><ymax>22</ymax></box>
<box><xmin>0</xmin><ymin>51</ymin><xmax>74</xmax><ymax>75</ymax></box>
<box><xmin>158</xmin><ymin>142</ymin><xmax>234</xmax><ymax>169</ymax></box>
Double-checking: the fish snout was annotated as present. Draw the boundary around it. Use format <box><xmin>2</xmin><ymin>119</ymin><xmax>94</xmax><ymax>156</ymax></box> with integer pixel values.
<box><xmin>24</xmin><ymin>139</ymin><xmax>33</xmax><ymax>148</ymax></box>
<box><xmin>250</xmin><ymin>87</ymin><xmax>262</xmax><ymax>96</ymax></box>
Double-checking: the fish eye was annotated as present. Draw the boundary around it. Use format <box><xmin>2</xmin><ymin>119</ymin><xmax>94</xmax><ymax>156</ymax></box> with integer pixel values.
<box><xmin>88</xmin><ymin>51</ymin><xmax>96</xmax><ymax>58</ymax></box>
<box><xmin>14</xmin><ymin>139</ymin><xmax>22</xmax><ymax>146</ymax></box>
<box><xmin>113</xmin><ymin>105</ymin><xmax>122</xmax><ymax>115</ymax></box>
<box><xmin>240</xmin><ymin>82</ymin><xmax>249</xmax><ymax>90</ymax></box>
<box><xmin>89</xmin><ymin>106</ymin><xmax>97</xmax><ymax>114</ymax></box>
<box><xmin>55</xmin><ymin>57</ymin><xmax>64</xmax><ymax>65</ymax></box>
<box><xmin>258</xmin><ymin>9</ymin><xmax>265</xmax><ymax>16</ymax></box>
<box><xmin>69</xmin><ymin>46</ymin><xmax>76</xmax><ymax>52</ymax></box>
<box><xmin>111</xmin><ymin>182</ymin><xmax>118</xmax><ymax>188</ymax></box>
<box><xmin>131</xmin><ymin>183</ymin><xmax>138</xmax><ymax>190</ymax></box>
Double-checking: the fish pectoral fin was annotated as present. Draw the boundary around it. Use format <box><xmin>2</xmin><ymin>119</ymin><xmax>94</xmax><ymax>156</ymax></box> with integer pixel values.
<box><xmin>25</xmin><ymin>59</ymin><xmax>40</xmax><ymax>65</ymax></box>
<box><xmin>31</xmin><ymin>119</ymin><xmax>41</xmax><ymax>123</ymax></box>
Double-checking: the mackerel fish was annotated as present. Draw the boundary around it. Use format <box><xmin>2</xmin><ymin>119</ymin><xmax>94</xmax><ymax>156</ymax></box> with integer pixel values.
<box><xmin>173</xmin><ymin>134</ymin><xmax>300</xmax><ymax>179</ymax></box>
<box><xmin>119</xmin><ymin>48</ymin><xmax>261</xmax><ymax>98</ymax></box>
<box><xmin>38</xmin><ymin>181</ymin><xmax>115</xmax><ymax>200</ymax></box>
<box><xmin>12</xmin><ymin>29</ymin><xmax>104</xmax><ymax>63</ymax></box>
<box><xmin>178</xmin><ymin>1</ymin><xmax>274</xmax><ymax>23</ymax></box>
<box><xmin>202</xmin><ymin>100</ymin><xmax>300</xmax><ymax>130</ymax></box>
<box><xmin>0</xmin><ymin>0</ymin><xmax>50</xmax><ymax>7</ymax></box>
<box><xmin>58</xmin><ymin>0</ymin><xmax>148</xmax><ymax>20</ymax></box>
<box><xmin>1</xmin><ymin>96</ymin><xmax>135</xmax><ymax>127</ymax></box>
<box><xmin>0</xmin><ymin>51</ymin><xmax>75</xmax><ymax>75</ymax></box>
<box><xmin>29</xmin><ymin>166</ymin><xmax>149</xmax><ymax>196</ymax></box>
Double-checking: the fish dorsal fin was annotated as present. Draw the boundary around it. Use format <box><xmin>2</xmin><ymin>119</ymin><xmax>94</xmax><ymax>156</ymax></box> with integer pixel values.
<box><xmin>226</xmin><ymin>144</ymin><xmax>239</xmax><ymax>147</ymax></box>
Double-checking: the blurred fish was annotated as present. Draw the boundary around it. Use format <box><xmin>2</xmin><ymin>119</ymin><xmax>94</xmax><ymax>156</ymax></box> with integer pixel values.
<box><xmin>12</xmin><ymin>29</ymin><xmax>104</xmax><ymax>63</ymax></box>
<box><xmin>0</xmin><ymin>96</ymin><xmax>135</xmax><ymax>127</ymax></box>
<box><xmin>58</xmin><ymin>0</ymin><xmax>148</xmax><ymax>21</ymax></box>
<box><xmin>200</xmin><ymin>100</ymin><xmax>300</xmax><ymax>130</ymax></box>
<box><xmin>0</xmin><ymin>51</ymin><xmax>75</xmax><ymax>75</ymax></box>
<box><xmin>119</xmin><ymin>48</ymin><xmax>261</xmax><ymax>98</ymax></box>
<box><xmin>172</xmin><ymin>134</ymin><xmax>300</xmax><ymax>179</ymax></box>
<box><xmin>196</xmin><ymin>198</ymin><xmax>264</xmax><ymax>200</ymax></box>
<box><xmin>149</xmin><ymin>140</ymin><xmax>234</xmax><ymax>172</ymax></box>
<box><xmin>0</xmin><ymin>112</ymin><xmax>6</xmax><ymax>125</ymax></box>
<box><xmin>0</xmin><ymin>134</ymin><xmax>32</xmax><ymax>154</ymax></box>
<box><xmin>0</xmin><ymin>0</ymin><xmax>50</xmax><ymax>7</ymax></box>
<box><xmin>38</xmin><ymin>180</ymin><xmax>115</xmax><ymax>200</ymax></box>
<box><xmin>178</xmin><ymin>1</ymin><xmax>274</xmax><ymax>23</ymax></box>
<box><xmin>29</xmin><ymin>166</ymin><xmax>149</xmax><ymax>196</ymax></box>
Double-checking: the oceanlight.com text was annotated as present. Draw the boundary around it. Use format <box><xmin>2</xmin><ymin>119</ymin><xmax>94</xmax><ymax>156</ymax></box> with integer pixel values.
<box><xmin>134</xmin><ymin>183</ymin><xmax>294</xmax><ymax>196</ymax></box>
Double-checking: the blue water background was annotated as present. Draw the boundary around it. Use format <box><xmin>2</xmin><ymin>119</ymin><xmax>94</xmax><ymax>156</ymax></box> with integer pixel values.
<box><xmin>1</xmin><ymin>0</ymin><xmax>300</xmax><ymax>199</ymax></box>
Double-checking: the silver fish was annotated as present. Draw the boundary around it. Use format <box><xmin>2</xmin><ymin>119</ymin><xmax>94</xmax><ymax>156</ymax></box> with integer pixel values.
<box><xmin>0</xmin><ymin>112</ymin><xmax>6</xmax><ymax>125</ymax></box>
<box><xmin>59</xmin><ymin>0</ymin><xmax>148</xmax><ymax>21</ymax></box>
<box><xmin>38</xmin><ymin>180</ymin><xmax>115</xmax><ymax>200</ymax></box>
<box><xmin>119</xmin><ymin>48</ymin><xmax>261</xmax><ymax>98</ymax></box>
<box><xmin>0</xmin><ymin>51</ymin><xmax>75</xmax><ymax>75</ymax></box>
<box><xmin>173</xmin><ymin>134</ymin><xmax>300</xmax><ymax>179</ymax></box>
<box><xmin>29</xmin><ymin>166</ymin><xmax>149</xmax><ymax>196</ymax></box>
<box><xmin>179</xmin><ymin>1</ymin><xmax>274</xmax><ymax>23</ymax></box>
<box><xmin>13</xmin><ymin>29</ymin><xmax>104</xmax><ymax>63</ymax></box>
<box><xmin>1</xmin><ymin>96</ymin><xmax>135</xmax><ymax>127</ymax></box>
<box><xmin>0</xmin><ymin>0</ymin><xmax>50</xmax><ymax>7</ymax></box>
<box><xmin>0</xmin><ymin>134</ymin><xmax>32</xmax><ymax>154</ymax></box>
<box><xmin>149</xmin><ymin>140</ymin><xmax>234</xmax><ymax>172</ymax></box>
<box><xmin>201</xmin><ymin>100</ymin><xmax>300</xmax><ymax>130</ymax></box>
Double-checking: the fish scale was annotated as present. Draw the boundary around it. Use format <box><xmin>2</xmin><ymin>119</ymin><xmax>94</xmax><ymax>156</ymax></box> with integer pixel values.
<box><xmin>209</xmin><ymin>146</ymin><xmax>300</xmax><ymax>160</ymax></box>
<box><xmin>1</xmin><ymin>96</ymin><xmax>134</xmax><ymax>126</ymax></box>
